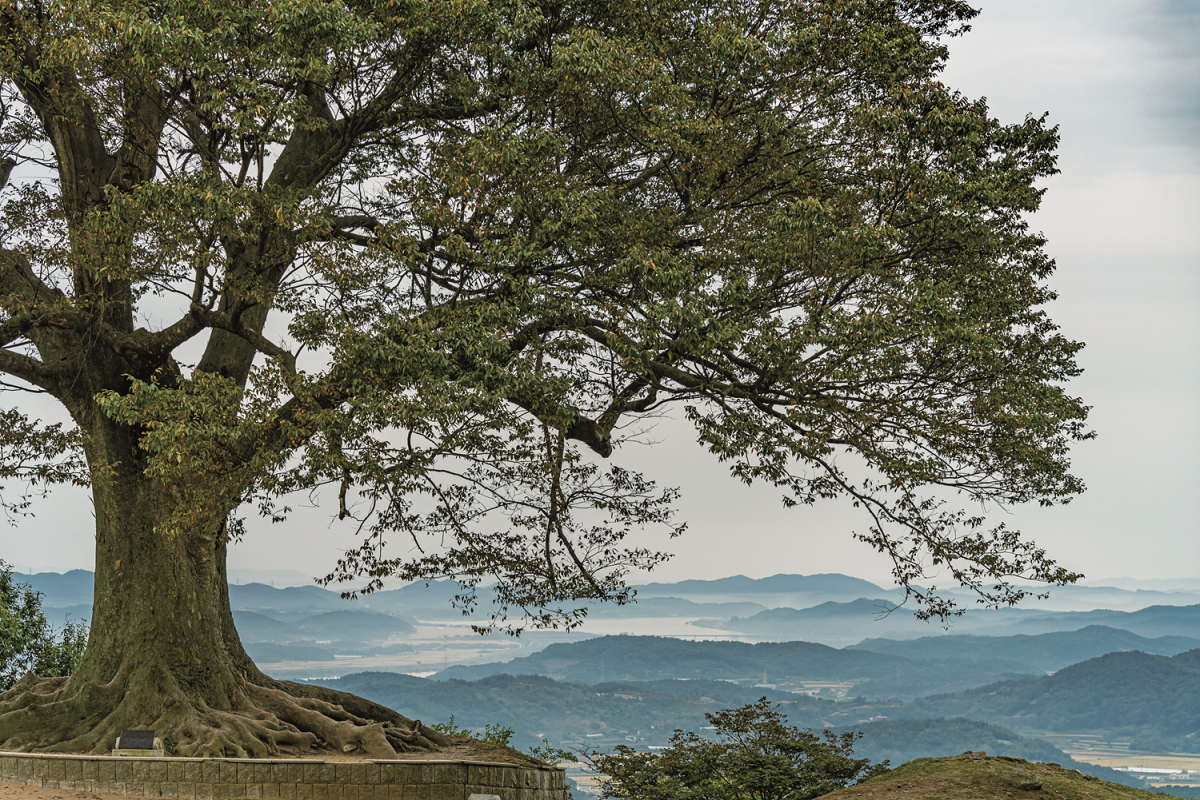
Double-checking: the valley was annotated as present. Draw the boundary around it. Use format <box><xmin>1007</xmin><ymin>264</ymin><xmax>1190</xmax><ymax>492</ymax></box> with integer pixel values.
<box><xmin>17</xmin><ymin>568</ymin><xmax>1200</xmax><ymax>796</ymax></box>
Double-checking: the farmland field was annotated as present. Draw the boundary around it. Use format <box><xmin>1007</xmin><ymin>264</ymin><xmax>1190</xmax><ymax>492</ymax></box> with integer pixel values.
<box><xmin>1038</xmin><ymin>732</ymin><xmax>1200</xmax><ymax>774</ymax></box>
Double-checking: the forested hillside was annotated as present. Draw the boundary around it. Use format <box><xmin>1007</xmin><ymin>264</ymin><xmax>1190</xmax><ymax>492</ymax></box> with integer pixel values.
<box><xmin>303</xmin><ymin>671</ymin><xmax>835</xmax><ymax>751</ymax></box>
<box><xmin>897</xmin><ymin>650</ymin><xmax>1200</xmax><ymax>751</ymax></box>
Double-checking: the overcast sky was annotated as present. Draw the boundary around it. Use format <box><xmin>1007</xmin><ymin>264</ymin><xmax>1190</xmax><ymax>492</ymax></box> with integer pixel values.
<box><xmin>4</xmin><ymin>1</ymin><xmax>1197</xmax><ymax>591</ymax></box>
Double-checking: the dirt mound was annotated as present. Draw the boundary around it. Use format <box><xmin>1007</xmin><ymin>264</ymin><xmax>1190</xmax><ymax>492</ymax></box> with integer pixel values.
<box><xmin>826</xmin><ymin>751</ymin><xmax>1171</xmax><ymax>800</ymax></box>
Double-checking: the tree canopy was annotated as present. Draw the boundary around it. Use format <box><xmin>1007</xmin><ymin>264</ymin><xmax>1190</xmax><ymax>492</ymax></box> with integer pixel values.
<box><xmin>0</xmin><ymin>0</ymin><xmax>1091</xmax><ymax>756</ymax></box>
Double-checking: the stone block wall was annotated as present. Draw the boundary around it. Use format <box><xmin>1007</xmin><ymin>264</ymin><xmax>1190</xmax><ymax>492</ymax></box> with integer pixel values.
<box><xmin>0</xmin><ymin>752</ymin><xmax>568</xmax><ymax>800</ymax></box>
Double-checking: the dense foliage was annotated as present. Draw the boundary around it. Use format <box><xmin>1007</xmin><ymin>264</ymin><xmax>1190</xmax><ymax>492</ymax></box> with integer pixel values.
<box><xmin>0</xmin><ymin>0</ymin><xmax>1090</xmax><ymax>631</ymax></box>
<box><xmin>591</xmin><ymin>698</ymin><xmax>887</xmax><ymax>800</ymax></box>
<box><xmin>0</xmin><ymin>560</ymin><xmax>87</xmax><ymax>691</ymax></box>
<box><xmin>0</xmin><ymin>0</ymin><xmax>1091</xmax><ymax>754</ymax></box>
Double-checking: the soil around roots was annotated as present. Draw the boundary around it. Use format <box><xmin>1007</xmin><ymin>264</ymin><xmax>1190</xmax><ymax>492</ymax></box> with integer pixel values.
<box><xmin>0</xmin><ymin>672</ymin><xmax>521</xmax><ymax>762</ymax></box>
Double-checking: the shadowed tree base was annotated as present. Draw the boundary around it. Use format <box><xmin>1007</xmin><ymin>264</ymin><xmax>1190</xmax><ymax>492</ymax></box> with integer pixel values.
<box><xmin>0</xmin><ymin>672</ymin><xmax>450</xmax><ymax>758</ymax></box>
<box><xmin>0</xmin><ymin>495</ymin><xmax>449</xmax><ymax>759</ymax></box>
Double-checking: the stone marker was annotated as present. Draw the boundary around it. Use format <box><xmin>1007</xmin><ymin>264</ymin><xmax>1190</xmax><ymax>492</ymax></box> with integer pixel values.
<box><xmin>468</xmin><ymin>795</ymin><xmax>501</xmax><ymax>800</ymax></box>
<box><xmin>112</xmin><ymin>729</ymin><xmax>164</xmax><ymax>757</ymax></box>
<box><xmin>118</xmin><ymin>730</ymin><xmax>156</xmax><ymax>750</ymax></box>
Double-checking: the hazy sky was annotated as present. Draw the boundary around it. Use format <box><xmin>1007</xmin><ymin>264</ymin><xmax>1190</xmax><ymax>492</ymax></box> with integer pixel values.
<box><xmin>4</xmin><ymin>1</ymin><xmax>1198</xmax><ymax>591</ymax></box>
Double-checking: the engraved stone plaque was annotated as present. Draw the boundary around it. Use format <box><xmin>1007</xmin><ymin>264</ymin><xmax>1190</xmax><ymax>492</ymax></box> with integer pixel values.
<box><xmin>118</xmin><ymin>730</ymin><xmax>156</xmax><ymax>750</ymax></box>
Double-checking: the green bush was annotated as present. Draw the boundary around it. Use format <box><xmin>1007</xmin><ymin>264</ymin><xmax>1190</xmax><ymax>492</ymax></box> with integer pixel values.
<box><xmin>590</xmin><ymin>698</ymin><xmax>888</xmax><ymax>800</ymax></box>
<box><xmin>0</xmin><ymin>559</ymin><xmax>88</xmax><ymax>690</ymax></box>
<box><xmin>431</xmin><ymin>714</ymin><xmax>575</xmax><ymax>764</ymax></box>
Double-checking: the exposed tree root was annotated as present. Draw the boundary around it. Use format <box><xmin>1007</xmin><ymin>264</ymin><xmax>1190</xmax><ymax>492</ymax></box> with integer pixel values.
<box><xmin>0</xmin><ymin>672</ymin><xmax>451</xmax><ymax>758</ymax></box>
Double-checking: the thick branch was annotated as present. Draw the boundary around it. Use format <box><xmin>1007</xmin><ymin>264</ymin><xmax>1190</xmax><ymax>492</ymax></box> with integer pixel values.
<box><xmin>188</xmin><ymin>304</ymin><xmax>298</xmax><ymax>376</ymax></box>
<box><xmin>0</xmin><ymin>347</ymin><xmax>60</xmax><ymax>390</ymax></box>
<box><xmin>508</xmin><ymin>395</ymin><xmax>615</xmax><ymax>457</ymax></box>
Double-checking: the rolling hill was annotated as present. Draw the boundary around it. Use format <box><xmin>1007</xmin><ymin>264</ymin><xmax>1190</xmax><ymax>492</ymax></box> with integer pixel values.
<box><xmin>302</xmin><ymin>671</ymin><xmax>830</xmax><ymax>752</ymax></box>
<box><xmin>896</xmin><ymin>649</ymin><xmax>1200</xmax><ymax>750</ymax></box>
<box><xmin>831</xmin><ymin>718</ymin><xmax>1144</xmax><ymax>788</ymax></box>
<box><xmin>825</xmin><ymin>753</ymin><xmax>1170</xmax><ymax>800</ymax></box>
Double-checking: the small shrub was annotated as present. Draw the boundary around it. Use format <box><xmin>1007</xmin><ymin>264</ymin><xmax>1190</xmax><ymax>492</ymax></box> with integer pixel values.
<box><xmin>590</xmin><ymin>698</ymin><xmax>888</xmax><ymax>800</ymax></box>
<box><xmin>0</xmin><ymin>559</ymin><xmax>88</xmax><ymax>690</ymax></box>
<box><xmin>430</xmin><ymin>715</ymin><xmax>515</xmax><ymax>747</ymax></box>
<box><xmin>431</xmin><ymin>715</ymin><xmax>574</xmax><ymax>763</ymax></box>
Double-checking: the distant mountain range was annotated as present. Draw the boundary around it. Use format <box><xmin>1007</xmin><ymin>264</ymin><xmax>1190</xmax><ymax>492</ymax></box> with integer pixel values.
<box><xmin>633</xmin><ymin>573</ymin><xmax>884</xmax><ymax>597</ymax></box>
<box><xmin>700</xmin><ymin>597</ymin><xmax>1200</xmax><ymax>643</ymax></box>
<box><xmin>433</xmin><ymin>634</ymin><xmax>1032</xmax><ymax>699</ymax></box>
<box><xmin>13</xmin><ymin>569</ymin><xmax>96</xmax><ymax>608</ymax></box>
<box><xmin>15</xmin><ymin>569</ymin><xmax>1200</xmax><ymax>669</ymax></box>
<box><xmin>979</xmin><ymin>603</ymin><xmax>1200</xmax><ymax>639</ymax></box>
<box><xmin>849</xmin><ymin>624</ymin><xmax>1200</xmax><ymax>672</ymax></box>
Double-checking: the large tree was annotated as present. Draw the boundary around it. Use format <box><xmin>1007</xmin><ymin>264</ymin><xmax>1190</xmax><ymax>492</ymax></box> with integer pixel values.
<box><xmin>0</xmin><ymin>0</ymin><xmax>1089</xmax><ymax>757</ymax></box>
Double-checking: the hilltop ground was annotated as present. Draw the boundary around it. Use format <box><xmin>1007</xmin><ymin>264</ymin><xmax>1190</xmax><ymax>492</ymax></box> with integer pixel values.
<box><xmin>827</xmin><ymin>752</ymin><xmax>1175</xmax><ymax>800</ymax></box>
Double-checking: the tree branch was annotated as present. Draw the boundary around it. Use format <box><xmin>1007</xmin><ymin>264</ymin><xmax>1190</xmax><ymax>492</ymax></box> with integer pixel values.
<box><xmin>187</xmin><ymin>304</ymin><xmax>298</xmax><ymax>377</ymax></box>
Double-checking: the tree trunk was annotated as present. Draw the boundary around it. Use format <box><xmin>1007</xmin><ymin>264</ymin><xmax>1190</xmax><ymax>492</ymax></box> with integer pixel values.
<box><xmin>0</xmin><ymin>413</ymin><xmax>449</xmax><ymax>757</ymax></box>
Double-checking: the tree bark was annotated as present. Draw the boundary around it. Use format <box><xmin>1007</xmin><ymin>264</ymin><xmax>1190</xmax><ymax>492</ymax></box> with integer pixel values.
<box><xmin>0</xmin><ymin>408</ymin><xmax>449</xmax><ymax>757</ymax></box>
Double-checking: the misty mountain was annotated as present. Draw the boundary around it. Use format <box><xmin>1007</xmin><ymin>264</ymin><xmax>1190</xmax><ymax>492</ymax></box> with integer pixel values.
<box><xmin>706</xmin><ymin>598</ymin><xmax>1200</xmax><ymax>643</ymax></box>
<box><xmin>20</xmin><ymin>569</ymin><xmax>1200</xmax><ymax>663</ymax></box>
<box><xmin>229</xmin><ymin>608</ymin><xmax>414</xmax><ymax>645</ymax></box>
<box><xmin>696</xmin><ymin>597</ymin><xmax>934</xmax><ymax>643</ymax></box>
<box><xmin>578</xmin><ymin>596</ymin><xmax>768</xmax><ymax>618</ymax></box>
<box><xmin>245</xmin><ymin>643</ymin><xmax>338</xmax><ymax>662</ymax></box>
<box><xmin>12</xmin><ymin>569</ymin><xmax>95</xmax><ymax>607</ymax></box>
<box><xmin>231</xmin><ymin>610</ymin><xmax>294</xmax><ymax>640</ymax></box>
<box><xmin>1012</xmin><ymin>584</ymin><xmax>1199</xmax><ymax>611</ymax></box>
<box><xmin>432</xmin><ymin>634</ymin><xmax>1032</xmax><ymax>699</ymax></box>
<box><xmin>849</xmin><ymin>625</ymin><xmax>1200</xmax><ymax>672</ymax></box>
<box><xmin>985</xmin><ymin>604</ymin><xmax>1200</xmax><ymax>639</ymax></box>
<box><xmin>294</xmin><ymin>609</ymin><xmax>415</xmax><ymax>640</ymax></box>
<box><xmin>912</xmin><ymin>583</ymin><xmax>1200</xmax><ymax>614</ymax></box>
<box><xmin>228</xmin><ymin>582</ymin><xmax>350</xmax><ymax>613</ymax></box>
<box><xmin>334</xmin><ymin>580</ymin><xmax>471</xmax><ymax>616</ymax></box>
<box><xmin>634</xmin><ymin>573</ymin><xmax>885</xmax><ymax>597</ymax></box>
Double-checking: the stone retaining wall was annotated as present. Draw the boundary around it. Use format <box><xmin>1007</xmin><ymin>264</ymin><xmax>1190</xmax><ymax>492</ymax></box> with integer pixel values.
<box><xmin>0</xmin><ymin>752</ymin><xmax>568</xmax><ymax>800</ymax></box>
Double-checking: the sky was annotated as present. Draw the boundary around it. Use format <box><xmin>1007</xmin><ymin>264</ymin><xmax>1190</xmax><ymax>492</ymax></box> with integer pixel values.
<box><xmin>3</xmin><ymin>1</ymin><xmax>1198</xmax><ymax>591</ymax></box>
